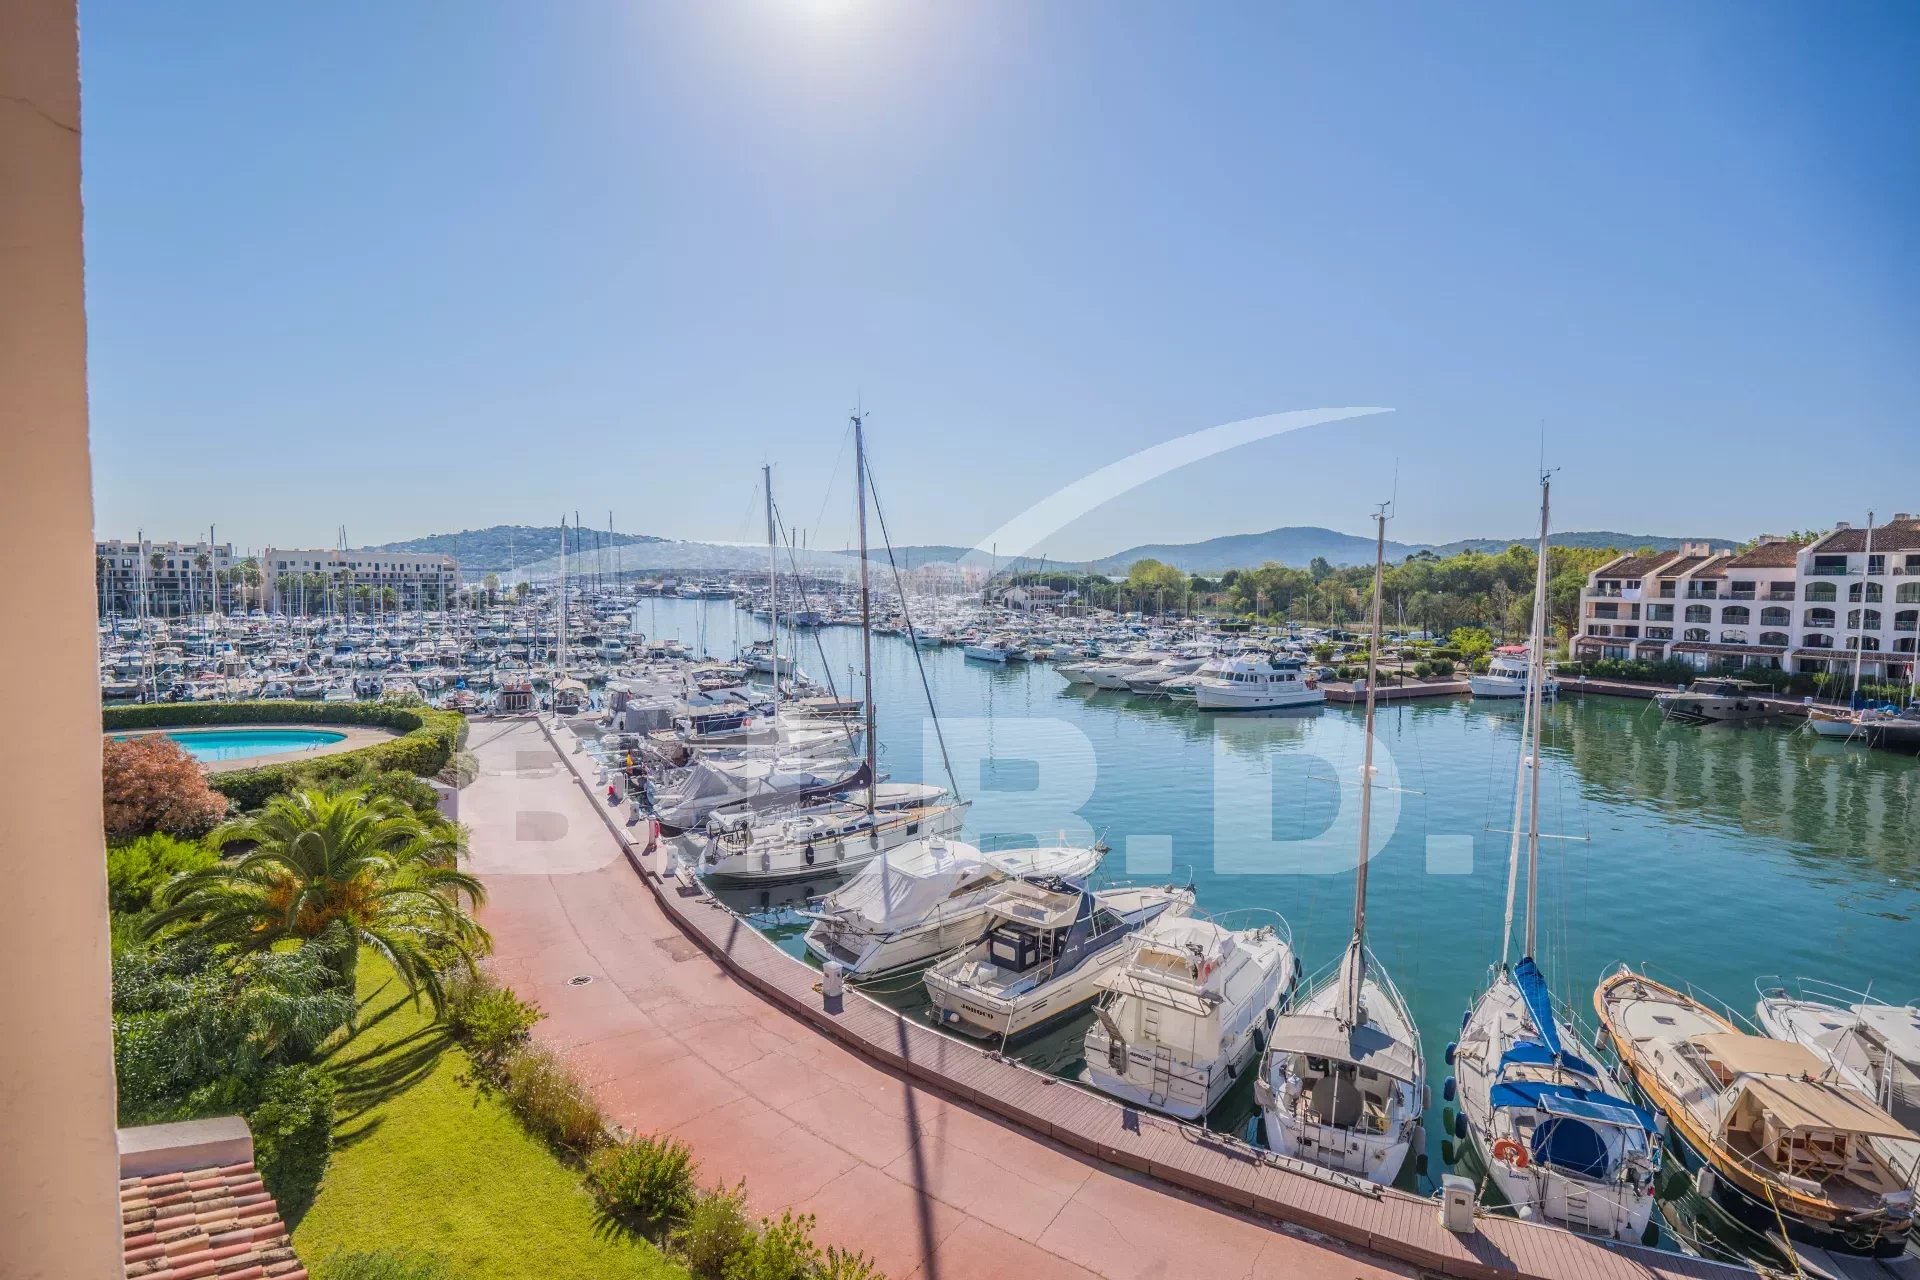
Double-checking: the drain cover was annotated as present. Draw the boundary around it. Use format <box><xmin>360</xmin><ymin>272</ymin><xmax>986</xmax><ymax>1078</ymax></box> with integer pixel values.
<box><xmin>567</xmin><ymin>975</ymin><xmax>594</xmax><ymax>987</ymax></box>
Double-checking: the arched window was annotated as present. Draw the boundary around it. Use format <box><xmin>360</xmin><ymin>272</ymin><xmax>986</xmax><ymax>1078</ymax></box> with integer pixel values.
<box><xmin>1847</xmin><ymin>608</ymin><xmax>1881</xmax><ymax>630</ymax></box>
<box><xmin>1848</xmin><ymin>582</ymin><xmax>1884</xmax><ymax>603</ymax></box>
<box><xmin>1685</xmin><ymin>605</ymin><xmax>1711</xmax><ymax>623</ymax></box>
<box><xmin>1759</xmin><ymin>631</ymin><xmax>1790</xmax><ymax>647</ymax></box>
<box><xmin>1897</xmin><ymin>582</ymin><xmax>1920</xmax><ymax>604</ymax></box>
<box><xmin>1719</xmin><ymin>630</ymin><xmax>1747</xmax><ymax>645</ymax></box>
<box><xmin>1721</xmin><ymin>605</ymin><xmax>1750</xmax><ymax>625</ymax></box>
<box><xmin>1804</xmin><ymin>607</ymin><xmax>1835</xmax><ymax>629</ymax></box>
<box><xmin>1805</xmin><ymin>582</ymin><xmax>1837</xmax><ymax>602</ymax></box>
<box><xmin>1804</xmin><ymin>632</ymin><xmax>1833</xmax><ymax>649</ymax></box>
<box><xmin>1848</xmin><ymin>636</ymin><xmax>1882</xmax><ymax>652</ymax></box>
<box><xmin>1683</xmin><ymin>627</ymin><xmax>1709</xmax><ymax>642</ymax></box>
<box><xmin>1896</xmin><ymin>609</ymin><xmax>1919</xmax><ymax>633</ymax></box>
<box><xmin>1760</xmin><ymin>606</ymin><xmax>1790</xmax><ymax>627</ymax></box>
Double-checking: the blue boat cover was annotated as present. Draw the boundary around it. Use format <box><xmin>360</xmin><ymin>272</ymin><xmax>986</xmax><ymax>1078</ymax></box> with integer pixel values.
<box><xmin>1487</xmin><ymin>1080</ymin><xmax>1658</xmax><ymax>1134</ymax></box>
<box><xmin>1513</xmin><ymin>956</ymin><xmax>1563</xmax><ymax>1058</ymax></box>
<box><xmin>1497</xmin><ymin>1039</ymin><xmax>1601</xmax><ymax>1079</ymax></box>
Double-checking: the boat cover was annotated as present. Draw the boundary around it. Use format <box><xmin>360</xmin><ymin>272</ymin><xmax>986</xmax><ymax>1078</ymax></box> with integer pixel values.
<box><xmin>1513</xmin><ymin>956</ymin><xmax>1565</xmax><ymax>1061</ymax></box>
<box><xmin>1488</xmin><ymin>1080</ymin><xmax>1658</xmax><ymax>1133</ymax></box>
<box><xmin>821</xmin><ymin>842</ymin><xmax>1100</xmax><ymax>934</ymax></box>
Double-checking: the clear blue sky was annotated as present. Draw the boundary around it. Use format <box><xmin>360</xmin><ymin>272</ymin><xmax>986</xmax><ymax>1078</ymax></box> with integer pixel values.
<box><xmin>82</xmin><ymin>1</ymin><xmax>1919</xmax><ymax>559</ymax></box>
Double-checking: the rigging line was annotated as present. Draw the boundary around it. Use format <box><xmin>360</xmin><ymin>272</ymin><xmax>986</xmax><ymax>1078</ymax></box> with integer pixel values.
<box><xmin>862</xmin><ymin>446</ymin><xmax>961</xmax><ymax>801</ymax></box>
<box><xmin>770</xmin><ymin>505</ymin><xmax>856</xmax><ymax>748</ymax></box>
<box><xmin>808</xmin><ymin>420</ymin><xmax>855</xmax><ymax>548</ymax></box>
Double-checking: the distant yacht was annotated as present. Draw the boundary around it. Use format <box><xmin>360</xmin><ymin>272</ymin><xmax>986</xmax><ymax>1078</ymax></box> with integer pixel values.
<box><xmin>1470</xmin><ymin>645</ymin><xmax>1558</xmax><ymax>701</ymax></box>
<box><xmin>1193</xmin><ymin>654</ymin><xmax>1324</xmax><ymax>711</ymax></box>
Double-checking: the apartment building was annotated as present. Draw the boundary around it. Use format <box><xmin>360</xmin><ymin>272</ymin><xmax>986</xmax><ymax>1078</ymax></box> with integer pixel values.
<box><xmin>264</xmin><ymin>546</ymin><xmax>460</xmax><ymax>609</ymax></box>
<box><xmin>94</xmin><ymin>537</ymin><xmax>236</xmax><ymax>617</ymax></box>
<box><xmin>1572</xmin><ymin>515</ymin><xmax>1920</xmax><ymax>682</ymax></box>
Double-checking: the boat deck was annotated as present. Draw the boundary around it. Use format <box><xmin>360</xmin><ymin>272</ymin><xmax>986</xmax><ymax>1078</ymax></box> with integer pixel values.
<box><xmin>541</xmin><ymin>716</ymin><xmax>1758</xmax><ymax>1280</ymax></box>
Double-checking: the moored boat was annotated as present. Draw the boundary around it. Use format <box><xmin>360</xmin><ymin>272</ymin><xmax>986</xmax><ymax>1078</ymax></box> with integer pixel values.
<box><xmin>1595</xmin><ymin>966</ymin><xmax>1918</xmax><ymax>1257</ymax></box>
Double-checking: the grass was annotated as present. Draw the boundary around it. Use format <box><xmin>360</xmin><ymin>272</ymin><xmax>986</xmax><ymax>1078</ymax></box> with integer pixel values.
<box><xmin>293</xmin><ymin>952</ymin><xmax>687</xmax><ymax>1280</ymax></box>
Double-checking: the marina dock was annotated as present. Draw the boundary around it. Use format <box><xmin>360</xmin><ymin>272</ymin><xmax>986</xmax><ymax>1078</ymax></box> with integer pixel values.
<box><xmin>516</xmin><ymin>713</ymin><xmax>1766</xmax><ymax>1280</ymax></box>
<box><xmin>1321</xmin><ymin>678</ymin><xmax>1470</xmax><ymax>703</ymax></box>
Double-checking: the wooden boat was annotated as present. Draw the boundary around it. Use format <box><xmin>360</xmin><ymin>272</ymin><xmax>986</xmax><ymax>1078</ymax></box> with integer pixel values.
<box><xmin>1594</xmin><ymin>966</ymin><xmax>1917</xmax><ymax>1257</ymax></box>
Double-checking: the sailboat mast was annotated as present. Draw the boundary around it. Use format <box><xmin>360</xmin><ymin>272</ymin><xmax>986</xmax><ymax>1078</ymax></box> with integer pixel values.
<box><xmin>1352</xmin><ymin>506</ymin><xmax>1388</xmax><ymax>941</ymax></box>
<box><xmin>853</xmin><ymin>413</ymin><xmax>877</xmax><ymax>825</ymax></box>
<box><xmin>764</xmin><ymin>464</ymin><xmax>779</xmax><ymax>724</ymax></box>
<box><xmin>557</xmin><ymin>515</ymin><xmax>568</xmax><ymax>680</ymax></box>
<box><xmin>1523</xmin><ymin>474</ymin><xmax>1552</xmax><ymax>960</ymax></box>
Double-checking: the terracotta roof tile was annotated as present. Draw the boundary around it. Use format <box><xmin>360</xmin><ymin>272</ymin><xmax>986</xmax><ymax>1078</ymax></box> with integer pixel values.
<box><xmin>1819</xmin><ymin>517</ymin><xmax>1920</xmax><ymax>554</ymax></box>
<box><xmin>1725</xmin><ymin>538</ymin><xmax>1809</xmax><ymax>568</ymax></box>
<box><xmin>120</xmin><ymin>1161</ymin><xmax>301</xmax><ymax>1280</ymax></box>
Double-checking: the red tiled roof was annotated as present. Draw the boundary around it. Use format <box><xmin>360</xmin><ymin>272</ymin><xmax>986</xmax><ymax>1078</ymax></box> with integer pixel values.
<box><xmin>1596</xmin><ymin>553</ymin><xmax>1672</xmax><ymax>579</ymax></box>
<box><xmin>121</xmin><ymin>1161</ymin><xmax>305</xmax><ymax>1280</ymax></box>
<box><xmin>1817</xmin><ymin>518</ymin><xmax>1920</xmax><ymax>554</ymax></box>
<box><xmin>1688</xmin><ymin>555</ymin><xmax>1732</xmax><ymax>580</ymax></box>
<box><xmin>1724</xmin><ymin>538</ymin><xmax>1809</xmax><ymax>569</ymax></box>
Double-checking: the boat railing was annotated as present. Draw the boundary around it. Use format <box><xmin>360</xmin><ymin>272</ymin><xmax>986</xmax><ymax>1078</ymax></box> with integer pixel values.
<box><xmin>1192</xmin><ymin>905</ymin><xmax>1294</xmax><ymax>952</ymax></box>
<box><xmin>1754</xmin><ymin>972</ymin><xmax>1904</xmax><ymax>1012</ymax></box>
<box><xmin>1627</xmin><ymin>961</ymin><xmax>1765</xmax><ymax>1035</ymax></box>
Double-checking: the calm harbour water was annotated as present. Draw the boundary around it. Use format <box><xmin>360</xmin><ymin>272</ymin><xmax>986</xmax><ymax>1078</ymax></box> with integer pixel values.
<box><xmin>636</xmin><ymin>597</ymin><xmax>1919</xmax><ymax>1221</ymax></box>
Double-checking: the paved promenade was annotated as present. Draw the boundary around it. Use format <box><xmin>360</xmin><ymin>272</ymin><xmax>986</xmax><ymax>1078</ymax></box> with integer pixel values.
<box><xmin>463</xmin><ymin>717</ymin><xmax>1412</xmax><ymax>1280</ymax></box>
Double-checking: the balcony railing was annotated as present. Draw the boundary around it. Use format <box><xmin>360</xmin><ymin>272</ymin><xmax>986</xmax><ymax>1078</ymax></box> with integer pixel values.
<box><xmin>1685</xmin><ymin>587</ymin><xmax>1719</xmax><ymax>599</ymax></box>
<box><xmin>1766</xmin><ymin>589</ymin><xmax>1796</xmax><ymax>601</ymax></box>
<box><xmin>1808</xmin><ymin>565</ymin><xmax>1851</xmax><ymax>576</ymax></box>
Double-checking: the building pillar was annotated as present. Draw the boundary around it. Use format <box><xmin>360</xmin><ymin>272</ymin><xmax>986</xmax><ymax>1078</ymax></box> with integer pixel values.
<box><xmin>0</xmin><ymin>0</ymin><xmax>125</xmax><ymax>1275</ymax></box>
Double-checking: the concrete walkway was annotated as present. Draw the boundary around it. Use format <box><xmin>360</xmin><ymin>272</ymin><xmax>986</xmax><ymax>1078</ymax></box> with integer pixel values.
<box><xmin>465</xmin><ymin>717</ymin><xmax>1414</xmax><ymax>1280</ymax></box>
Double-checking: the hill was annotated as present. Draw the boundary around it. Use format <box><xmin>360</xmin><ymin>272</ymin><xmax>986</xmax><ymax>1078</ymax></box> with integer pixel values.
<box><xmin>370</xmin><ymin>525</ymin><xmax>664</xmax><ymax>577</ymax></box>
<box><xmin>1084</xmin><ymin>526</ymin><xmax>1737</xmax><ymax>574</ymax></box>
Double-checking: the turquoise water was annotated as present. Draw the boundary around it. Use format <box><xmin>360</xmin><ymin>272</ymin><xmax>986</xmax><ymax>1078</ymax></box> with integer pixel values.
<box><xmin>637</xmin><ymin>598</ymin><xmax>1919</xmax><ymax>1228</ymax></box>
<box><xmin>117</xmin><ymin>728</ymin><xmax>347</xmax><ymax>762</ymax></box>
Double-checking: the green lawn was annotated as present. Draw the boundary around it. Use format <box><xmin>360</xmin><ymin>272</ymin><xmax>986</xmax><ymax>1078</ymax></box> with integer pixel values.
<box><xmin>293</xmin><ymin>954</ymin><xmax>687</xmax><ymax>1280</ymax></box>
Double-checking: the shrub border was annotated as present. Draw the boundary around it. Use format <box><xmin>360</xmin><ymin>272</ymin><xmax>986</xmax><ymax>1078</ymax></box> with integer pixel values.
<box><xmin>102</xmin><ymin>702</ymin><xmax>466</xmax><ymax>809</ymax></box>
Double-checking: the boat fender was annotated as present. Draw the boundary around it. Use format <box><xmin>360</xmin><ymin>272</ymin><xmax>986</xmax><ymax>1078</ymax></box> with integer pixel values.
<box><xmin>1445</xmin><ymin>1040</ymin><xmax>1457</xmax><ymax>1067</ymax></box>
<box><xmin>1442</xmin><ymin>1076</ymin><xmax>1456</xmax><ymax>1103</ymax></box>
<box><xmin>1694</xmin><ymin>1167</ymin><xmax>1715</xmax><ymax>1200</ymax></box>
<box><xmin>1491</xmin><ymin>1138</ymin><xmax>1528</xmax><ymax>1169</ymax></box>
<box><xmin>1441</xmin><ymin>1138</ymin><xmax>1457</xmax><ymax>1166</ymax></box>
<box><xmin>803</xmin><ymin>844</ymin><xmax>815</xmax><ymax>866</ymax></box>
<box><xmin>1252</xmin><ymin>1076</ymin><xmax>1274</xmax><ymax>1111</ymax></box>
<box><xmin>1461</xmin><ymin>1008</ymin><xmax>1472</xmax><ymax>1031</ymax></box>
<box><xmin>1453</xmin><ymin>1112</ymin><xmax>1468</xmax><ymax>1142</ymax></box>
<box><xmin>1266</xmin><ymin>1004</ymin><xmax>1280</xmax><ymax>1029</ymax></box>
<box><xmin>1251</xmin><ymin>1025</ymin><xmax>1266</xmax><ymax>1054</ymax></box>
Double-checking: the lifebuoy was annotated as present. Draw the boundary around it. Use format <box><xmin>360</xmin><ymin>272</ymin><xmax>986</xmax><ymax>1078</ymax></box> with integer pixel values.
<box><xmin>1491</xmin><ymin>1138</ymin><xmax>1529</xmax><ymax>1169</ymax></box>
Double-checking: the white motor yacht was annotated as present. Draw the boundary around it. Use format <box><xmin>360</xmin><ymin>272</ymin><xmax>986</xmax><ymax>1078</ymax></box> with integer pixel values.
<box><xmin>696</xmin><ymin>794</ymin><xmax>970</xmax><ymax>885</ymax></box>
<box><xmin>1193</xmin><ymin>655</ymin><xmax>1325</xmax><ymax>711</ymax></box>
<box><xmin>923</xmin><ymin>877</ymin><xmax>1195</xmax><ymax>1040</ymax></box>
<box><xmin>1469</xmin><ymin>645</ymin><xmax>1559</xmax><ymax>701</ymax></box>
<box><xmin>1084</xmin><ymin>913</ymin><xmax>1297</xmax><ymax>1121</ymax></box>
<box><xmin>800</xmin><ymin>839</ymin><xmax>1102</xmax><ymax>981</ymax></box>
<box><xmin>1654</xmin><ymin>676</ymin><xmax>1771</xmax><ymax>725</ymax></box>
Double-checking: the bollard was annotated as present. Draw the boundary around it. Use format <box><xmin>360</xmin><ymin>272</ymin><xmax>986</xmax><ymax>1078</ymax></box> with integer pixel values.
<box><xmin>821</xmin><ymin>960</ymin><xmax>845</xmax><ymax>1001</ymax></box>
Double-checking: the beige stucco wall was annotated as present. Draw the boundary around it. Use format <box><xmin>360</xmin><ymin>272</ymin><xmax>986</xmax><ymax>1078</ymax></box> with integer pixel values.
<box><xmin>0</xmin><ymin>0</ymin><xmax>126</xmax><ymax>1275</ymax></box>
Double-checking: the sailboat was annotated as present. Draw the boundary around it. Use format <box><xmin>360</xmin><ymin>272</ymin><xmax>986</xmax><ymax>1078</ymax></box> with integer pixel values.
<box><xmin>551</xmin><ymin>516</ymin><xmax>590</xmax><ymax>716</ymax></box>
<box><xmin>1253</xmin><ymin>505</ymin><xmax>1425</xmax><ymax>1186</ymax></box>
<box><xmin>1454</xmin><ymin>473</ymin><xmax>1663</xmax><ymax>1241</ymax></box>
<box><xmin>695</xmin><ymin>415</ymin><xmax>968</xmax><ymax>884</ymax></box>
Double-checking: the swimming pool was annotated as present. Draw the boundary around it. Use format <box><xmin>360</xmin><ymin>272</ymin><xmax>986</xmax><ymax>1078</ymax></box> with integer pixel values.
<box><xmin>115</xmin><ymin>728</ymin><xmax>348</xmax><ymax>763</ymax></box>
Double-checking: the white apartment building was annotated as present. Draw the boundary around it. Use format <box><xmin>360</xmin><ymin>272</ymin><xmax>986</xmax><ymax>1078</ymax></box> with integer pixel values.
<box><xmin>265</xmin><ymin>547</ymin><xmax>460</xmax><ymax>610</ymax></box>
<box><xmin>94</xmin><ymin>537</ymin><xmax>236</xmax><ymax>617</ymax></box>
<box><xmin>1572</xmin><ymin>515</ymin><xmax>1920</xmax><ymax>683</ymax></box>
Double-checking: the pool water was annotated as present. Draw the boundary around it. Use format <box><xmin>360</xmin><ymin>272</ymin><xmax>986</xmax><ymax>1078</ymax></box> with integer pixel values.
<box><xmin>120</xmin><ymin>728</ymin><xmax>347</xmax><ymax>762</ymax></box>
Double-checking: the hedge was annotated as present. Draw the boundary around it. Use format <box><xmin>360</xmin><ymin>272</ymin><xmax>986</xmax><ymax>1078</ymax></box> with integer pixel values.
<box><xmin>102</xmin><ymin>701</ymin><xmax>465</xmax><ymax>810</ymax></box>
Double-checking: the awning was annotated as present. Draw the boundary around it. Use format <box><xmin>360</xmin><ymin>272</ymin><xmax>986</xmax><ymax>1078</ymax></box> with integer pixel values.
<box><xmin>1689</xmin><ymin>1032</ymin><xmax>1828</xmax><ymax>1078</ymax></box>
<box><xmin>1488</xmin><ymin>1080</ymin><xmax>1658</xmax><ymax>1134</ymax></box>
<box><xmin>1737</xmin><ymin>1077</ymin><xmax>1916</xmax><ymax>1140</ymax></box>
<box><xmin>1268</xmin><ymin>1012</ymin><xmax>1421</xmax><ymax>1082</ymax></box>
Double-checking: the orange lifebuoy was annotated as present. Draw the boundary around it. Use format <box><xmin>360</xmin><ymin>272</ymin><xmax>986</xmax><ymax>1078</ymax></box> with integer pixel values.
<box><xmin>1491</xmin><ymin>1138</ymin><xmax>1529</xmax><ymax>1169</ymax></box>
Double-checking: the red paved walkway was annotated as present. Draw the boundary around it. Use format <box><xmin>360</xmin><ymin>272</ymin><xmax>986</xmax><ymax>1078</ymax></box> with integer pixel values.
<box><xmin>466</xmin><ymin>717</ymin><xmax>1413</xmax><ymax>1280</ymax></box>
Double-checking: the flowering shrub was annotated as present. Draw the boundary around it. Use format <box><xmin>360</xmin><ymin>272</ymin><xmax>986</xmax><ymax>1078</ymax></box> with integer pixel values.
<box><xmin>102</xmin><ymin>735</ymin><xmax>229</xmax><ymax>839</ymax></box>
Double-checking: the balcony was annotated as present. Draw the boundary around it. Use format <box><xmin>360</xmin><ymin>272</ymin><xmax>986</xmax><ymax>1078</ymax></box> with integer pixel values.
<box><xmin>1765</xmin><ymin>588</ymin><xmax>1796</xmax><ymax>601</ymax></box>
<box><xmin>1685</xmin><ymin>587</ymin><xmax>1718</xmax><ymax>600</ymax></box>
<box><xmin>1808</xmin><ymin>565</ymin><xmax>1851</xmax><ymax>576</ymax></box>
<box><xmin>1728</xmin><ymin>588</ymin><xmax>1755</xmax><ymax>600</ymax></box>
<box><xmin>1657</xmin><ymin>586</ymin><xmax>1675</xmax><ymax>598</ymax></box>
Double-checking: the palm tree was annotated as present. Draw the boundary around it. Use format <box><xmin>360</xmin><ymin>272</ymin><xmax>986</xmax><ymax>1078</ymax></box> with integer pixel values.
<box><xmin>145</xmin><ymin>787</ymin><xmax>489</xmax><ymax>1013</ymax></box>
